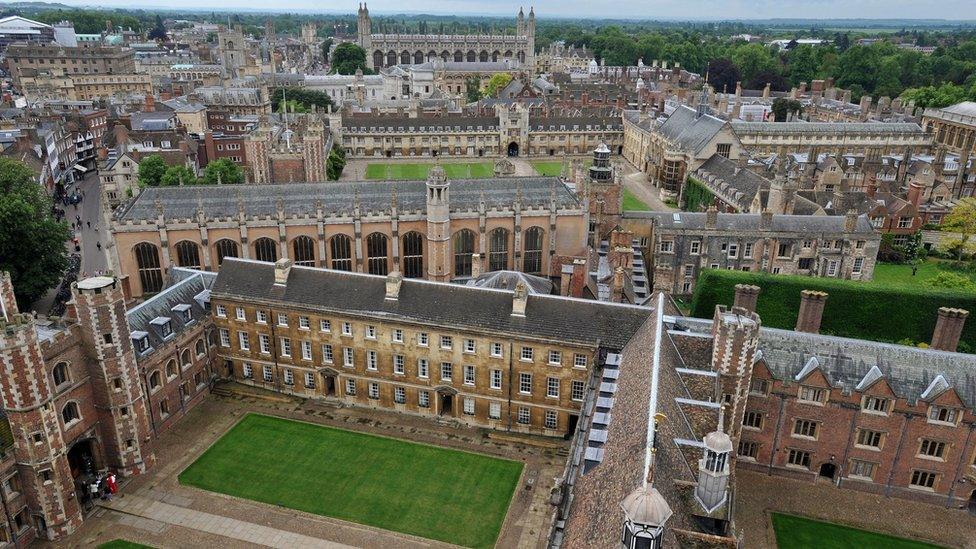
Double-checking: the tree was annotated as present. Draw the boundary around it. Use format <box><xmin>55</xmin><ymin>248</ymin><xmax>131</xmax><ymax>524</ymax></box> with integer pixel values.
<box><xmin>272</xmin><ymin>87</ymin><xmax>333</xmax><ymax>113</ymax></box>
<box><xmin>481</xmin><ymin>73</ymin><xmax>513</xmax><ymax>99</ymax></box>
<box><xmin>0</xmin><ymin>158</ymin><xmax>70</xmax><ymax>308</ymax></box>
<box><xmin>320</xmin><ymin>38</ymin><xmax>333</xmax><ymax>60</ymax></box>
<box><xmin>137</xmin><ymin>155</ymin><xmax>168</xmax><ymax>187</ymax></box>
<box><xmin>706</xmin><ymin>58</ymin><xmax>741</xmax><ymax>94</ymax></box>
<box><xmin>331</xmin><ymin>43</ymin><xmax>371</xmax><ymax>75</ymax></box>
<box><xmin>159</xmin><ymin>165</ymin><xmax>197</xmax><ymax>187</ymax></box>
<box><xmin>939</xmin><ymin>197</ymin><xmax>976</xmax><ymax>261</ymax></box>
<box><xmin>326</xmin><ymin>145</ymin><xmax>346</xmax><ymax>181</ymax></box>
<box><xmin>731</xmin><ymin>43</ymin><xmax>777</xmax><ymax>85</ymax></box>
<box><xmin>201</xmin><ymin>159</ymin><xmax>244</xmax><ymax>185</ymax></box>
<box><xmin>925</xmin><ymin>271</ymin><xmax>976</xmax><ymax>293</ymax></box>
<box><xmin>465</xmin><ymin>77</ymin><xmax>482</xmax><ymax>103</ymax></box>
<box><xmin>771</xmin><ymin>98</ymin><xmax>803</xmax><ymax>122</ymax></box>
<box><xmin>148</xmin><ymin>14</ymin><xmax>167</xmax><ymax>41</ymax></box>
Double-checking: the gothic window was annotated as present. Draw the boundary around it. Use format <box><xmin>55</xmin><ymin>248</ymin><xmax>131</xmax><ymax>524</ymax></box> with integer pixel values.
<box><xmin>413</xmin><ymin>50</ymin><xmax>424</xmax><ymax>64</ymax></box>
<box><xmin>330</xmin><ymin>234</ymin><xmax>353</xmax><ymax>271</ymax></box>
<box><xmin>488</xmin><ymin>228</ymin><xmax>510</xmax><ymax>271</ymax></box>
<box><xmin>292</xmin><ymin>236</ymin><xmax>315</xmax><ymax>267</ymax></box>
<box><xmin>181</xmin><ymin>349</ymin><xmax>192</xmax><ymax>367</ymax></box>
<box><xmin>453</xmin><ymin>229</ymin><xmax>476</xmax><ymax>277</ymax></box>
<box><xmin>373</xmin><ymin>50</ymin><xmax>384</xmax><ymax>68</ymax></box>
<box><xmin>175</xmin><ymin>240</ymin><xmax>201</xmax><ymax>269</ymax></box>
<box><xmin>402</xmin><ymin>232</ymin><xmax>424</xmax><ymax>278</ymax></box>
<box><xmin>134</xmin><ymin>242</ymin><xmax>163</xmax><ymax>294</ymax></box>
<box><xmin>366</xmin><ymin>232</ymin><xmax>389</xmax><ymax>275</ymax></box>
<box><xmin>195</xmin><ymin>338</ymin><xmax>205</xmax><ymax>357</ymax></box>
<box><xmin>253</xmin><ymin>237</ymin><xmax>278</xmax><ymax>262</ymax></box>
<box><xmin>149</xmin><ymin>370</ymin><xmax>161</xmax><ymax>390</ymax></box>
<box><xmin>453</xmin><ymin>50</ymin><xmax>463</xmax><ymax>62</ymax></box>
<box><xmin>386</xmin><ymin>51</ymin><xmax>397</xmax><ymax>67</ymax></box>
<box><xmin>466</xmin><ymin>50</ymin><xmax>476</xmax><ymax>62</ymax></box>
<box><xmin>166</xmin><ymin>359</ymin><xmax>177</xmax><ymax>378</ymax></box>
<box><xmin>479</xmin><ymin>50</ymin><xmax>489</xmax><ymax>62</ymax></box>
<box><xmin>523</xmin><ymin>227</ymin><xmax>544</xmax><ymax>274</ymax></box>
<box><xmin>52</xmin><ymin>362</ymin><xmax>70</xmax><ymax>387</ymax></box>
<box><xmin>214</xmin><ymin>239</ymin><xmax>239</xmax><ymax>266</ymax></box>
<box><xmin>61</xmin><ymin>402</ymin><xmax>80</xmax><ymax>425</ymax></box>
<box><xmin>400</xmin><ymin>50</ymin><xmax>410</xmax><ymax>65</ymax></box>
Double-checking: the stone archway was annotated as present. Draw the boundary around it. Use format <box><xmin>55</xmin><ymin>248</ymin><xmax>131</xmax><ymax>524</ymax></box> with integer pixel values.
<box><xmin>435</xmin><ymin>386</ymin><xmax>457</xmax><ymax>417</ymax></box>
<box><xmin>818</xmin><ymin>462</ymin><xmax>837</xmax><ymax>480</ymax></box>
<box><xmin>507</xmin><ymin>142</ymin><xmax>520</xmax><ymax>157</ymax></box>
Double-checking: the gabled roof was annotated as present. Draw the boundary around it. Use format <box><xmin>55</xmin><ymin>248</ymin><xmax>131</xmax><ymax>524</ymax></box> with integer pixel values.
<box><xmin>126</xmin><ymin>268</ymin><xmax>216</xmax><ymax>359</ymax></box>
<box><xmin>855</xmin><ymin>365</ymin><xmax>884</xmax><ymax>391</ymax></box>
<box><xmin>658</xmin><ymin>105</ymin><xmax>727</xmax><ymax>156</ymax></box>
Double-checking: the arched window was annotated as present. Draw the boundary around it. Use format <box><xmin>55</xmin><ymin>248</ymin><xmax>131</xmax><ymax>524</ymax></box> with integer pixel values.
<box><xmin>413</xmin><ymin>50</ymin><xmax>424</xmax><ymax>64</ymax></box>
<box><xmin>479</xmin><ymin>50</ymin><xmax>489</xmax><ymax>62</ymax></box>
<box><xmin>166</xmin><ymin>359</ymin><xmax>177</xmax><ymax>378</ymax></box>
<box><xmin>330</xmin><ymin>234</ymin><xmax>353</xmax><ymax>271</ymax></box>
<box><xmin>195</xmin><ymin>338</ymin><xmax>205</xmax><ymax>357</ymax></box>
<box><xmin>453</xmin><ymin>229</ymin><xmax>476</xmax><ymax>277</ymax></box>
<box><xmin>373</xmin><ymin>50</ymin><xmax>384</xmax><ymax>68</ymax></box>
<box><xmin>366</xmin><ymin>233</ymin><xmax>389</xmax><ymax>275</ymax></box>
<box><xmin>523</xmin><ymin>227</ymin><xmax>545</xmax><ymax>274</ymax></box>
<box><xmin>253</xmin><ymin>237</ymin><xmax>278</xmax><ymax>262</ymax></box>
<box><xmin>402</xmin><ymin>232</ymin><xmax>424</xmax><ymax>278</ymax></box>
<box><xmin>489</xmin><ymin>228</ymin><xmax>510</xmax><ymax>272</ymax></box>
<box><xmin>386</xmin><ymin>51</ymin><xmax>397</xmax><ymax>67</ymax></box>
<box><xmin>466</xmin><ymin>50</ymin><xmax>476</xmax><ymax>62</ymax></box>
<box><xmin>52</xmin><ymin>362</ymin><xmax>70</xmax><ymax>387</ymax></box>
<box><xmin>293</xmin><ymin>236</ymin><xmax>315</xmax><ymax>267</ymax></box>
<box><xmin>175</xmin><ymin>240</ymin><xmax>201</xmax><ymax>269</ymax></box>
<box><xmin>453</xmin><ymin>50</ymin><xmax>463</xmax><ymax>62</ymax></box>
<box><xmin>61</xmin><ymin>402</ymin><xmax>80</xmax><ymax>424</ymax></box>
<box><xmin>400</xmin><ymin>50</ymin><xmax>410</xmax><ymax>65</ymax></box>
<box><xmin>214</xmin><ymin>239</ymin><xmax>239</xmax><ymax>266</ymax></box>
<box><xmin>134</xmin><ymin>242</ymin><xmax>163</xmax><ymax>294</ymax></box>
<box><xmin>181</xmin><ymin>349</ymin><xmax>192</xmax><ymax>367</ymax></box>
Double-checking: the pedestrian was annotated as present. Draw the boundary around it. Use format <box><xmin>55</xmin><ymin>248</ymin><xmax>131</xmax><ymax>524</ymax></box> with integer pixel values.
<box><xmin>89</xmin><ymin>478</ymin><xmax>100</xmax><ymax>503</ymax></box>
<box><xmin>87</xmin><ymin>221</ymin><xmax>91</xmax><ymax>229</ymax></box>
<box><xmin>96</xmin><ymin>241</ymin><xmax>101</xmax><ymax>251</ymax></box>
<box><xmin>106</xmin><ymin>472</ymin><xmax>117</xmax><ymax>497</ymax></box>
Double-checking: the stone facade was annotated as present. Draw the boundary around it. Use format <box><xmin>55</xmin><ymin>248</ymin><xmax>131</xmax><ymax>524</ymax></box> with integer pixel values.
<box><xmin>4</xmin><ymin>43</ymin><xmax>135</xmax><ymax>88</ymax></box>
<box><xmin>358</xmin><ymin>4</ymin><xmax>535</xmax><ymax>72</ymax></box>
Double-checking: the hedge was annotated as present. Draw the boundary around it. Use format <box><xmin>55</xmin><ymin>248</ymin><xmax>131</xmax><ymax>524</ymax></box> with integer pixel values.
<box><xmin>689</xmin><ymin>269</ymin><xmax>976</xmax><ymax>353</ymax></box>
<box><xmin>682</xmin><ymin>175</ymin><xmax>716</xmax><ymax>212</ymax></box>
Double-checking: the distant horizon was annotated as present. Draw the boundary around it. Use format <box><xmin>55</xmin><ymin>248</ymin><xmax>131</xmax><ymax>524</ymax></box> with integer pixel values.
<box><xmin>4</xmin><ymin>0</ymin><xmax>976</xmax><ymax>23</ymax></box>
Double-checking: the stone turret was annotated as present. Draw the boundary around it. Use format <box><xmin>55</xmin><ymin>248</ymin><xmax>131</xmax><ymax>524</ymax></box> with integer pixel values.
<box><xmin>0</xmin><ymin>272</ymin><xmax>83</xmax><ymax>540</ymax></box>
<box><xmin>425</xmin><ymin>166</ymin><xmax>451</xmax><ymax>281</ymax></box>
<box><xmin>73</xmin><ymin>276</ymin><xmax>156</xmax><ymax>477</ymax></box>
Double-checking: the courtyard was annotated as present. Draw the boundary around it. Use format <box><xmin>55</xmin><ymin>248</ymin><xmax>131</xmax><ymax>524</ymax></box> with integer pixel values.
<box><xmin>178</xmin><ymin>413</ymin><xmax>523</xmax><ymax>548</ymax></box>
<box><xmin>771</xmin><ymin>513</ymin><xmax>946</xmax><ymax>549</ymax></box>
<box><xmin>364</xmin><ymin>161</ymin><xmax>497</xmax><ymax>180</ymax></box>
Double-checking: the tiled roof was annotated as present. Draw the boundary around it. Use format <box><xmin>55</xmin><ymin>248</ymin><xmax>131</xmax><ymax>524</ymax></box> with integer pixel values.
<box><xmin>624</xmin><ymin>211</ymin><xmax>877</xmax><ymax>234</ymax></box>
<box><xmin>126</xmin><ymin>268</ymin><xmax>216</xmax><ymax>360</ymax></box>
<box><xmin>210</xmin><ymin>259</ymin><xmax>653</xmax><ymax>350</ymax></box>
<box><xmin>116</xmin><ymin>177</ymin><xmax>581</xmax><ymax>222</ymax></box>
<box><xmin>658</xmin><ymin>105</ymin><xmax>727</xmax><ymax>155</ymax></box>
<box><xmin>731</xmin><ymin>120</ymin><xmax>924</xmax><ymax>135</ymax></box>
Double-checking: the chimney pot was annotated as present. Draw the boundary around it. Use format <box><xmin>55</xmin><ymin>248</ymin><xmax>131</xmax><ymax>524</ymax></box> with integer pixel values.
<box><xmin>930</xmin><ymin>307</ymin><xmax>969</xmax><ymax>352</ymax></box>
<box><xmin>471</xmin><ymin>253</ymin><xmax>482</xmax><ymax>279</ymax></box>
<box><xmin>733</xmin><ymin>284</ymin><xmax>761</xmax><ymax>313</ymax></box>
<box><xmin>796</xmin><ymin>290</ymin><xmax>828</xmax><ymax>334</ymax></box>
<box><xmin>706</xmin><ymin>206</ymin><xmax>718</xmax><ymax>228</ymax></box>
<box><xmin>512</xmin><ymin>280</ymin><xmax>528</xmax><ymax>317</ymax></box>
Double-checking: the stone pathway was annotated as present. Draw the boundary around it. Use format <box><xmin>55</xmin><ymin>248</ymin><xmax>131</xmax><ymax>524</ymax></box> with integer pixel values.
<box><xmin>101</xmin><ymin>495</ymin><xmax>354</xmax><ymax>549</ymax></box>
<box><xmin>620</xmin><ymin>160</ymin><xmax>676</xmax><ymax>212</ymax></box>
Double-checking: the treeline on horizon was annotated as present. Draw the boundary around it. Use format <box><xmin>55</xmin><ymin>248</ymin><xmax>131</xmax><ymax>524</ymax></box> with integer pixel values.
<box><xmin>2</xmin><ymin>5</ymin><xmax>974</xmax><ymax>108</ymax></box>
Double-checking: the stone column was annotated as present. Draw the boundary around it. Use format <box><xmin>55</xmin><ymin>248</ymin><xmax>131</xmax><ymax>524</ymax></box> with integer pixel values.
<box><xmin>930</xmin><ymin>307</ymin><xmax>969</xmax><ymax>352</ymax></box>
<box><xmin>795</xmin><ymin>290</ymin><xmax>828</xmax><ymax>334</ymax></box>
<box><xmin>733</xmin><ymin>284</ymin><xmax>761</xmax><ymax>313</ymax></box>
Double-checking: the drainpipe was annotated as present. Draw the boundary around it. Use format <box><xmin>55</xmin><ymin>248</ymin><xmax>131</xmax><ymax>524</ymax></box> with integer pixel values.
<box><xmin>837</xmin><ymin>403</ymin><xmax>859</xmax><ymax>488</ymax></box>
<box><xmin>269</xmin><ymin>311</ymin><xmax>281</xmax><ymax>393</ymax></box>
<box><xmin>507</xmin><ymin>341</ymin><xmax>514</xmax><ymax>432</ymax></box>
<box><xmin>767</xmin><ymin>392</ymin><xmax>786</xmax><ymax>475</ymax></box>
<box><xmin>885</xmin><ymin>414</ymin><xmax>912</xmax><ymax>497</ymax></box>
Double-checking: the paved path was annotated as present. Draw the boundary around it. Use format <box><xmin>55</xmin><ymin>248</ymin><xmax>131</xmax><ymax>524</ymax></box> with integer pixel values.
<box><xmin>101</xmin><ymin>494</ymin><xmax>355</xmax><ymax>549</ymax></box>
<box><xmin>619</xmin><ymin>160</ymin><xmax>677</xmax><ymax>212</ymax></box>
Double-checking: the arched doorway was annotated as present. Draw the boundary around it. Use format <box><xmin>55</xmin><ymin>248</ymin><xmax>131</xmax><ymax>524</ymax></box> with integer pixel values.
<box><xmin>818</xmin><ymin>462</ymin><xmax>837</xmax><ymax>480</ymax></box>
<box><xmin>507</xmin><ymin>142</ymin><xmax>519</xmax><ymax>157</ymax></box>
<box><xmin>322</xmin><ymin>368</ymin><xmax>339</xmax><ymax>397</ymax></box>
<box><xmin>67</xmin><ymin>438</ymin><xmax>98</xmax><ymax>480</ymax></box>
<box><xmin>436</xmin><ymin>387</ymin><xmax>457</xmax><ymax>417</ymax></box>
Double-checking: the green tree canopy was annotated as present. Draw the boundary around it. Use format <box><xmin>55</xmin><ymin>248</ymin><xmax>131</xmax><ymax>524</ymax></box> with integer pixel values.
<box><xmin>148</xmin><ymin>14</ymin><xmax>167</xmax><ymax>41</ymax></box>
<box><xmin>0</xmin><ymin>158</ymin><xmax>70</xmax><ymax>308</ymax></box>
<box><xmin>482</xmin><ymin>73</ymin><xmax>513</xmax><ymax>99</ymax></box>
<box><xmin>201</xmin><ymin>159</ymin><xmax>244</xmax><ymax>185</ymax></box>
<box><xmin>137</xmin><ymin>155</ymin><xmax>168</xmax><ymax>187</ymax></box>
<box><xmin>331</xmin><ymin>43</ymin><xmax>371</xmax><ymax>75</ymax></box>
<box><xmin>159</xmin><ymin>165</ymin><xmax>198</xmax><ymax>187</ymax></box>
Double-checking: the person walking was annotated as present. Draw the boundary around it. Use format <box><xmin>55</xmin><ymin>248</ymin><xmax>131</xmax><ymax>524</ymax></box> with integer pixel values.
<box><xmin>96</xmin><ymin>241</ymin><xmax>101</xmax><ymax>251</ymax></box>
<box><xmin>87</xmin><ymin>221</ymin><xmax>91</xmax><ymax>229</ymax></box>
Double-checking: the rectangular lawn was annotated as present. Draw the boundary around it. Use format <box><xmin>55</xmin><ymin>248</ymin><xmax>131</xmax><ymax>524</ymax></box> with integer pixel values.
<box><xmin>623</xmin><ymin>188</ymin><xmax>652</xmax><ymax>211</ymax></box>
<box><xmin>179</xmin><ymin>414</ymin><xmax>522</xmax><ymax>548</ymax></box>
<box><xmin>771</xmin><ymin>513</ymin><xmax>946</xmax><ymax>549</ymax></box>
<box><xmin>364</xmin><ymin>162</ymin><xmax>495</xmax><ymax>180</ymax></box>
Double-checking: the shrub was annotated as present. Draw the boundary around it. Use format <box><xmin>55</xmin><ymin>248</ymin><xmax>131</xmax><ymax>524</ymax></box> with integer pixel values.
<box><xmin>690</xmin><ymin>269</ymin><xmax>976</xmax><ymax>352</ymax></box>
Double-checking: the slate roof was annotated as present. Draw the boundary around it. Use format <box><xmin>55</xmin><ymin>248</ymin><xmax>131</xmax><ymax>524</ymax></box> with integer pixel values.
<box><xmin>466</xmin><ymin>270</ymin><xmax>553</xmax><ymax>294</ymax></box>
<box><xmin>671</xmin><ymin>317</ymin><xmax>976</xmax><ymax>410</ymax></box>
<box><xmin>126</xmin><ymin>268</ymin><xmax>216</xmax><ymax>361</ymax></box>
<box><xmin>936</xmin><ymin>101</ymin><xmax>976</xmax><ymax>119</ymax></box>
<box><xmin>343</xmin><ymin>116</ymin><xmax>498</xmax><ymax>130</ymax></box>
<box><xmin>211</xmin><ymin>259</ymin><xmax>653</xmax><ymax>350</ymax></box>
<box><xmin>625</xmin><ymin>211</ymin><xmax>877</xmax><ymax>234</ymax></box>
<box><xmin>693</xmin><ymin>154</ymin><xmax>767</xmax><ymax>210</ymax></box>
<box><xmin>657</xmin><ymin>105</ymin><xmax>727</xmax><ymax>155</ymax></box>
<box><xmin>731</xmin><ymin>120</ymin><xmax>924</xmax><ymax>135</ymax></box>
<box><xmin>116</xmin><ymin>177</ymin><xmax>580</xmax><ymax>222</ymax></box>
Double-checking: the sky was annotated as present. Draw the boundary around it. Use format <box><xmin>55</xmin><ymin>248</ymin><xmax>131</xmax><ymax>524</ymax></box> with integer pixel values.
<box><xmin>38</xmin><ymin>0</ymin><xmax>976</xmax><ymax>20</ymax></box>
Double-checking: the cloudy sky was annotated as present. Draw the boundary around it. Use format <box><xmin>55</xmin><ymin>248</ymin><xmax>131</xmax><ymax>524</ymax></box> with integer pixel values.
<box><xmin>51</xmin><ymin>0</ymin><xmax>974</xmax><ymax>20</ymax></box>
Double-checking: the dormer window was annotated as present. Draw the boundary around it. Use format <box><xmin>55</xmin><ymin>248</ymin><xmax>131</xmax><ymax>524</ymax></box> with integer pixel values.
<box><xmin>798</xmin><ymin>386</ymin><xmax>827</xmax><ymax>405</ymax></box>
<box><xmin>928</xmin><ymin>406</ymin><xmax>958</xmax><ymax>425</ymax></box>
<box><xmin>862</xmin><ymin>396</ymin><xmax>890</xmax><ymax>415</ymax></box>
<box><xmin>173</xmin><ymin>304</ymin><xmax>192</xmax><ymax>324</ymax></box>
<box><xmin>133</xmin><ymin>333</ymin><xmax>150</xmax><ymax>353</ymax></box>
<box><xmin>150</xmin><ymin>317</ymin><xmax>173</xmax><ymax>339</ymax></box>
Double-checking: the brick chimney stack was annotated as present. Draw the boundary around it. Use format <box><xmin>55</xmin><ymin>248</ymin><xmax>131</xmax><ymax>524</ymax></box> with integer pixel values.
<box><xmin>907</xmin><ymin>181</ymin><xmax>924</xmax><ymax>207</ymax></box>
<box><xmin>706</xmin><ymin>205</ymin><xmax>718</xmax><ymax>229</ymax></box>
<box><xmin>844</xmin><ymin>210</ymin><xmax>858</xmax><ymax>233</ymax></box>
<box><xmin>930</xmin><ymin>307</ymin><xmax>969</xmax><ymax>352</ymax></box>
<box><xmin>795</xmin><ymin>290</ymin><xmax>828</xmax><ymax>334</ymax></box>
<box><xmin>733</xmin><ymin>284</ymin><xmax>761</xmax><ymax>313</ymax></box>
<box><xmin>471</xmin><ymin>253</ymin><xmax>482</xmax><ymax>279</ymax></box>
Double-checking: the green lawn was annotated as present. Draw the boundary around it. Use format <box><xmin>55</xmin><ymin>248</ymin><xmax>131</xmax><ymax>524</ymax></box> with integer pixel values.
<box><xmin>530</xmin><ymin>159</ymin><xmax>592</xmax><ymax>177</ymax></box>
<box><xmin>97</xmin><ymin>541</ymin><xmax>154</xmax><ymax>549</ymax></box>
<box><xmin>364</xmin><ymin>162</ymin><xmax>495</xmax><ymax>180</ymax></box>
<box><xmin>771</xmin><ymin>513</ymin><xmax>946</xmax><ymax>549</ymax></box>
<box><xmin>623</xmin><ymin>188</ymin><xmax>652</xmax><ymax>211</ymax></box>
<box><xmin>179</xmin><ymin>414</ymin><xmax>523</xmax><ymax>548</ymax></box>
<box><xmin>871</xmin><ymin>259</ymin><xmax>976</xmax><ymax>289</ymax></box>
